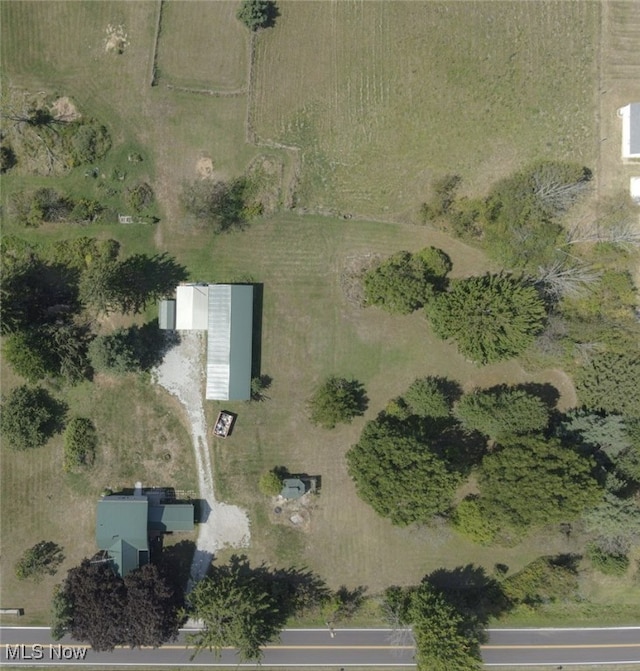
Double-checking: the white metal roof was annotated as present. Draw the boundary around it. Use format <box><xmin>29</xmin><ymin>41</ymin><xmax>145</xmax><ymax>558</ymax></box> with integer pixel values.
<box><xmin>175</xmin><ymin>284</ymin><xmax>209</xmax><ymax>330</ymax></box>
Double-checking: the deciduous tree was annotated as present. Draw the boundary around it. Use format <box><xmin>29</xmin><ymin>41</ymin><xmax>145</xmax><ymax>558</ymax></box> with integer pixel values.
<box><xmin>56</xmin><ymin>559</ymin><xmax>181</xmax><ymax>651</ymax></box>
<box><xmin>236</xmin><ymin>0</ymin><xmax>278</xmax><ymax>30</ymax></box>
<box><xmin>188</xmin><ymin>561</ymin><xmax>281</xmax><ymax>661</ymax></box>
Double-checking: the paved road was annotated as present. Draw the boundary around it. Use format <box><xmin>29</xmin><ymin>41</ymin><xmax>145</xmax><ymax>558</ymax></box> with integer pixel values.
<box><xmin>1</xmin><ymin>626</ymin><xmax>639</xmax><ymax>667</ymax></box>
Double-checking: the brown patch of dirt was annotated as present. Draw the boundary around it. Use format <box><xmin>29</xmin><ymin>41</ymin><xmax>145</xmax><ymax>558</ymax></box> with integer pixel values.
<box><xmin>340</xmin><ymin>253</ymin><xmax>385</xmax><ymax>308</ymax></box>
<box><xmin>268</xmin><ymin>492</ymin><xmax>319</xmax><ymax>533</ymax></box>
<box><xmin>196</xmin><ymin>156</ymin><xmax>215</xmax><ymax>179</ymax></box>
<box><xmin>105</xmin><ymin>24</ymin><xmax>129</xmax><ymax>54</ymax></box>
<box><xmin>50</xmin><ymin>96</ymin><xmax>81</xmax><ymax>122</ymax></box>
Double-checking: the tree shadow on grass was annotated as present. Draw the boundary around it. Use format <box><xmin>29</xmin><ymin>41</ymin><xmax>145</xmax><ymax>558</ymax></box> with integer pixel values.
<box><xmin>158</xmin><ymin>540</ymin><xmax>197</xmax><ymax>593</ymax></box>
<box><xmin>426</xmin><ymin>564</ymin><xmax>512</xmax><ymax>633</ymax></box>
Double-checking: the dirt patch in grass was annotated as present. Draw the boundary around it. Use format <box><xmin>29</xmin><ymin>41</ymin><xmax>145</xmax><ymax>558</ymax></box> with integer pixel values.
<box><xmin>50</xmin><ymin>96</ymin><xmax>81</xmax><ymax>122</ymax></box>
<box><xmin>340</xmin><ymin>253</ymin><xmax>385</xmax><ymax>308</ymax></box>
<box><xmin>104</xmin><ymin>24</ymin><xmax>129</xmax><ymax>54</ymax></box>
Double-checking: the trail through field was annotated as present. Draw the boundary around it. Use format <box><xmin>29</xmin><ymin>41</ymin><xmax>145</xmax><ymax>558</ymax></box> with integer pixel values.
<box><xmin>153</xmin><ymin>332</ymin><xmax>250</xmax><ymax>588</ymax></box>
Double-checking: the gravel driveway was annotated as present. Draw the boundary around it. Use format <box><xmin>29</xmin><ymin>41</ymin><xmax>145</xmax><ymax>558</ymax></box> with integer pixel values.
<box><xmin>154</xmin><ymin>332</ymin><xmax>250</xmax><ymax>588</ymax></box>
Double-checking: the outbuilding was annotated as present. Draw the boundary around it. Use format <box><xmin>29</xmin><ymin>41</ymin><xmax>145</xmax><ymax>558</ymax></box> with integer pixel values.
<box><xmin>618</xmin><ymin>103</ymin><xmax>640</xmax><ymax>160</ymax></box>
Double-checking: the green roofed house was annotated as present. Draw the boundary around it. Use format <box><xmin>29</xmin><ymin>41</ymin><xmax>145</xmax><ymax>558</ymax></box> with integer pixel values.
<box><xmin>96</xmin><ymin>486</ymin><xmax>194</xmax><ymax>577</ymax></box>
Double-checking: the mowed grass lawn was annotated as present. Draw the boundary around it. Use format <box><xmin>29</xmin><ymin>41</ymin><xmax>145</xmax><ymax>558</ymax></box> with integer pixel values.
<box><xmin>0</xmin><ymin>365</ymin><xmax>197</xmax><ymax>624</ymax></box>
<box><xmin>156</xmin><ymin>0</ymin><xmax>248</xmax><ymax>91</ymax></box>
<box><xmin>176</xmin><ymin>213</ymin><xmax>594</xmax><ymax>596</ymax></box>
<box><xmin>252</xmin><ymin>0</ymin><xmax>600</xmax><ymax>219</ymax></box>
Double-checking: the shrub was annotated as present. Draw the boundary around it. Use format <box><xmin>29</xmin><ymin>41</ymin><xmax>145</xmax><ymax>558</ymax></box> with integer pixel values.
<box><xmin>587</xmin><ymin>543</ymin><xmax>630</xmax><ymax>576</ymax></box>
<box><xmin>308</xmin><ymin>376</ymin><xmax>366</xmax><ymax>429</ymax></box>
<box><xmin>502</xmin><ymin>555</ymin><xmax>579</xmax><ymax>606</ymax></box>
<box><xmin>69</xmin><ymin>121</ymin><xmax>111</xmax><ymax>165</ymax></box>
<box><xmin>0</xmin><ymin>144</ymin><xmax>17</xmax><ymax>173</ymax></box>
<box><xmin>15</xmin><ymin>541</ymin><xmax>65</xmax><ymax>581</ymax></box>
<box><xmin>452</xmin><ymin>496</ymin><xmax>499</xmax><ymax>545</ymax></box>
<box><xmin>125</xmin><ymin>182</ymin><xmax>154</xmax><ymax>213</ymax></box>
<box><xmin>259</xmin><ymin>470</ymin><xmax>283</xmax><ymax>496</ymax></box>
<box><xmin>63</xmin><ymin>418</ymin><xmax>97</xmax><ymax>471</ymax></box>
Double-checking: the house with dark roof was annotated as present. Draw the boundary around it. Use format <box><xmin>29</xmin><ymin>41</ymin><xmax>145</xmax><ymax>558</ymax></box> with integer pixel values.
<box><xmin>618</xmin><ymin>103</ymin><xmax>640</xmax><ymax>160</ymax></box>
<box><xmin>96</xmin><ymin>489</ymin><xmax>194</xmax><ymax>577</ymax></box>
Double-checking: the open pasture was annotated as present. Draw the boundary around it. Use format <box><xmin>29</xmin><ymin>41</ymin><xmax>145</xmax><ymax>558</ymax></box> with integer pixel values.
<box><xmin>252</xmin><ymin>0</ymin><xmax>599</xmax><ymax>219</ymax></box>
<box><xmin>156</xmin><ymin>0</ymin><xmax>248</xmax><ymax>91</ymax></box>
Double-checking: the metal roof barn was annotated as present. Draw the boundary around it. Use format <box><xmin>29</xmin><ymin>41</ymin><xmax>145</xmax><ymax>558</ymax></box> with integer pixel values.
<box><xmin>206</xmin><ymin>284</ymin><xmax>253</xmax><ymax>401</ymax></box>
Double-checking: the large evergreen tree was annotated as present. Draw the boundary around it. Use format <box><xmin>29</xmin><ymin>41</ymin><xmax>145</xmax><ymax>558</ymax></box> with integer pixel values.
<box><xmin>346</xmin><ymin>418</ymin><xmax>459</xmax><ymax>525</ymax></box>
<box><xmin>308</xmin><ymin>376</ymin><xmax>366</xmax><ymax>429</ymax></box>
<box><xmin>364</xmin><ymin>247</ymin><xmax>451</xmax><ymax>315</ymax></box>
<box><xmin>1</xmin><ymin>385</ymin><xmax>64</xmax><ymax>451</ymax></box>
<box><xmin>479</xmin><ymin>436</ymin><xmax>602</xmax><ymax>529</ymax></box>
<box><xmin>454</xmin><ymin>386</ymin><xmax>550</xmax><ymax>440</ymax></box>
<box><xmin>425</xmin><ymin>273</ymin><xmax>546</xmax><ymax>364</ymax></box>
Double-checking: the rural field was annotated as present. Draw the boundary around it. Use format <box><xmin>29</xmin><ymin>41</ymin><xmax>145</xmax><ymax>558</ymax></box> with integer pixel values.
<box><xmin>252</xmin><ymin>0</ymin><xmax>600</xmax><ymax>219</ymax></box>
<box><xmin>2</xmin><ymin>0</ymin><xmax>639</xmax><ymax>629</ymax></box>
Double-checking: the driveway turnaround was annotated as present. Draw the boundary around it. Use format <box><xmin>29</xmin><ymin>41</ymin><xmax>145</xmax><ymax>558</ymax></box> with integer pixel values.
<box><xmin>1</xmin><ymin>626</ymin><xmax>639</xmax><ymax>667</ymax></box>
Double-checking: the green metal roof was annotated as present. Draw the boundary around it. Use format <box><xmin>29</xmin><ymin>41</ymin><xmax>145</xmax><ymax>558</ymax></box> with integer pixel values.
<box><xmin>148</xmin><ymin>504</ymin><xmax>194</xmax><ymax>532</ymax></box>
<box><xmin>206</xmin><ymin>284</ymin><xmax>253</xmax><ymax>401</ymax></box>
<box><xmin>96</xmin><ymin>497</ymin><xmax>149</xmax><ymax>577</ymax></box>
<box><xmin>281</xmin><ymin>478</ymin><xmax>306</xmax><ymax>500</ymax></box>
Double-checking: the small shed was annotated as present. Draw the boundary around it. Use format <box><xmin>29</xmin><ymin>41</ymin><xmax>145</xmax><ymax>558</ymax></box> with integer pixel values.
<box><xmin>618</xmin><ymin>103</ymin><xmax>640</xmax><ymax>159</ymax></box>
<box><xmin>281</xmin><ymin>478</ymin><xmax>306</xmax><ymax>500</ymax></box>
<box><xmin>158</xmin><ymin>299</ymin><xmax>176</xmax><ymax>330</ymax></box>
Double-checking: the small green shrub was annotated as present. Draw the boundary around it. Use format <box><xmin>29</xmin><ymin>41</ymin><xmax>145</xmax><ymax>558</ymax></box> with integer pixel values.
<box><xmin>452</xmin><ymin>496</ymin><xmax>498</xmax><ymax>545</ymax></box>
<box><xmin>587</xmin><ymin>543</ymin><xmax>630</xmax><ymax>576</ymax></box>
<box><xmin>63</xmin><ymin>417</ymin><xmax>97</xmax><ymax>471</ymax></box>
<box><xmin>15</xmin><ymin>541</ymin><xmax>64</xmax><ymax>581</ymax></box>
<box><xmin>308</xmin><ymin>376</ymin><xmax>367</xmax><ymax>429</ymax></box>
<box><xmin>125</xmin><ymin>182</ymin><xmax>154</xmax><ymax>213</ymax></box>
<box><xmin>259</xmin><ymin>470</ymin><xmax>283</xmax><ymax>496</ymax></box>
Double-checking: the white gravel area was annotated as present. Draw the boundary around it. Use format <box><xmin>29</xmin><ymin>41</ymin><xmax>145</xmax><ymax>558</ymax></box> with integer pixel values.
<box><xmin>153</xmin><ymin>331</ymin><xmax>250</xmax><ymax>587</ymax></box>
